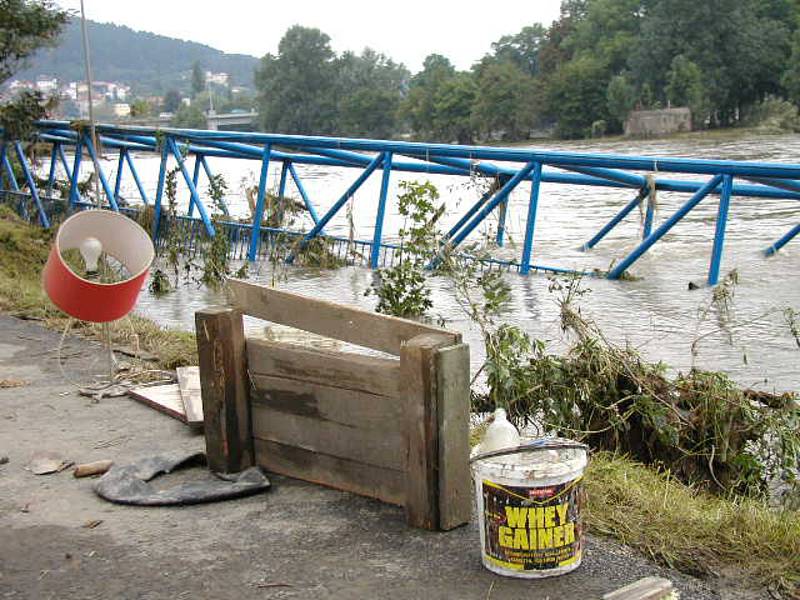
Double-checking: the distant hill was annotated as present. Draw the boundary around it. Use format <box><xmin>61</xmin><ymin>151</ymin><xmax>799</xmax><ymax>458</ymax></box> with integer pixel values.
<box><xmin>14</xmin><ymin>19</ymin><xmax>259</xmax><ymax>92</ymax></box>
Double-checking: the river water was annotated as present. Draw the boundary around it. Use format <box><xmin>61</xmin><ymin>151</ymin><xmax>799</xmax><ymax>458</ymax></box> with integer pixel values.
<box><xmin>68</xmin><ymin>132</ymin><xmax>800</xmax><ymax>393</ymax></box>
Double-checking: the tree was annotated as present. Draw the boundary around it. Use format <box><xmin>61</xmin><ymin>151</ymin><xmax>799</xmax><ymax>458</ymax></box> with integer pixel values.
<box><xmin>546</xmin><ymin>55</ymin><xmax>611</xmax><ymax>138</ymax></box>
<box><xmin>191</xmin><ymin>61</ymin><xmax>205</xmax><ymax>97</ymax></box>
<box><xmin>433</xmin><ymin>72</ymin><xmax>477</xmax><ymax>144</ymax></box>
<box><xmin>130</xmin><ymin>98</ymin><xmax>151</xmax><ymax>118</ymax></box>
<box><xmin>606</xmin><ymin>74</ymin><xmax>638</xmax><ymax>130</ymax></box>
<box><xmin>162</xmin><ymin>89</ymin><xmax>182</xmax><ymax>113</ymax></box>
<box><xmin>0</xmin><ymin>0</ymin><xmax>69</xmax><ymax>84</ymax></box>
<box><xmin>631</xmin><ymin>0</ymin><xmax>791</xmax><ymax>126</ymax></box>
<box><xmin>0</xmin><ymin>0</ymin><xmax>68</xmax><ymax>141</ymax></box>
<box><xmin>665</xmin><ymin>55</ymin><xmax>710</xmax><ymax>127</ymax></box>
<box><xmin>399</xmin><ymin>54</ymin><xmax>456</xmax><ymax>139</ymax></box>
<box><xmin>471</xmin><ymin>60</ymin><xmax>537</xmax><ymax>140</ymax></box>
<box><xmin>171</xmin><ymin>103</ymin><xmax>205</xmax><ymax>129</ymax></box>
<box><xmin>255</xmin><ymin>26</ymin><xmax>338</xmax><ymax>134</ymax></box>
<box><xmin>335</xmin><ymin>48</ymin><xmax>408</xmax><ymax>138</ymax></box>
<box><xmin>490</xmin><ymin>24</ymin><xmax>547</xmax><ymax>76</ymax></box>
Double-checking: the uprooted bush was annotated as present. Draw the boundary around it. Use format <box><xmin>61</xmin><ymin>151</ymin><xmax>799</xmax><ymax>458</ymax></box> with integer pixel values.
<box><xmin>471</xmin><ymin>276</ymin><xmax>800</xmax><ymax>501</ymax></box>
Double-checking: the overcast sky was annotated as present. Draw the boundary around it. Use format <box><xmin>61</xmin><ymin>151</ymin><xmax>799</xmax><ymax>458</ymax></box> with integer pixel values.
<box><xmin>55</xmin><ymin>1</ymin><xmax>563</xmax><ymax>72</ymax></box>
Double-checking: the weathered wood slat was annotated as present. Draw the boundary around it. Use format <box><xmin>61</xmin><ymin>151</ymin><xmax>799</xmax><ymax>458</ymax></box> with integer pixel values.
<box><xmin>228</xmin><ymin>279</ymin><xmax>460</xmax><ymax>356</ymax></box>
<box><xmin>254</xmin><ymin>439</ymin><xmax>405</xmax><ymax>506</ymax></box>
<box><xmin>247</xmin><ymin>338</ymin><xmax>400</xmax><ymax>398</ymax></box>
<box><xmin>401</xmin><ymin>333</ymin><xmax>456</xmax><ymax>529</ymax></box>
<box><xmin>196</xmin><ymin>306</ymin><xmax>253</xmax><ymax>473</ymax></box>
<box><xmin>250</xmin><ymin>374</ymin><xmax>402</xmax><ymax>429</ymax></box>
<box><xmin>251</xmin><ymin>404</ymin><xmax>404</xmax><ymax>471</ymax></box>
<box><xmin>436</xmin><ymin>343</ymin><xmax>472</xmax><ymax>530</ymax></box>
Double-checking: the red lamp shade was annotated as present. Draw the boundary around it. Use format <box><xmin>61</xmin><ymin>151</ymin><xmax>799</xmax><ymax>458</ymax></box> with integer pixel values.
<box><xmin>42</xmin><ymin>210</ymin><xmax>155</xmax><ymax>323</ymax></box>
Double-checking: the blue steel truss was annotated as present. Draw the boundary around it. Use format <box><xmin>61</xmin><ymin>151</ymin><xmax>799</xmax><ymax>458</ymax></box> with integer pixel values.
<box><xmin>0</xmin><ymin>120</ymin><xmax>798</xmax><ymax>285</ymax></box>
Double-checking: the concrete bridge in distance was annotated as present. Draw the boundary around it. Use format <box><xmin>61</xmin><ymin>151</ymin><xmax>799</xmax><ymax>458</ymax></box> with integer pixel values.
<box><xmin>124</xmin><ymin>110</ymin><xmax>258</xmax><ymax>131</ymax></box>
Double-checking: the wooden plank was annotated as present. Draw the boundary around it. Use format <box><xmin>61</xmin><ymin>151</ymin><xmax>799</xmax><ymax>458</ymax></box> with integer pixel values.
<box><xmin>254</xmin><ymin>438</ymin><xmax>405</xmax><ymax>506</ymax></box>
<box><xmin>195</xmin><ymin>306</ymin><xmax>253</xmax><ymax>473</ymax></box>
<box><xmin>603</xmin><ymin>577</ymin><xmax>675</xmax><ymax>600</ymax></box>
<box><xmin>400</xmin><ymin>333</ymin><xmax>456</xmax><ymax>530</ymax></box>
<box><xmin>252</xmin><ymin>404</ymin><xmax>403</xmax><ymax>471</ymax></box>
<box><xmin>128</xmin><ymin>384</ymin><xmax>186</xmax><ymax>423</ymax></box>
<box><xmin>247</xmin><ymin>338</ymin><xmax>400</xmax><ymax>398</ymax></box>
<box><xmin>228</xmin><ymin>279</ymin><xmax>460</xmax><ymax>356</ymax></box>
<box><xmin>436</xmin><ymin>343</ymin><xmax>472</xmax><ymax>530</ymax></box>
<box><xmin>249</xmin><ymin>374</ymin><xmax>402</xmax><ymax>431</ymax></box>
<box><xmin>176</xmin><ymin>366</ymin><xmax>203</xmax><ymax>430</ymax></box>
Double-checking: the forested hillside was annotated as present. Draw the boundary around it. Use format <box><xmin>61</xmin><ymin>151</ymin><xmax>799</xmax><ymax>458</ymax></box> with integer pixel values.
<box><xmin>14</xmin><ymin>18</ymin><xmax>258</xmax><ymax>92</ymax></box>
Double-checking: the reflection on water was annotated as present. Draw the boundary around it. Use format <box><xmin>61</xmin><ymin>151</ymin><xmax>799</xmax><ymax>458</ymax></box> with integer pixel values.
<box><xmin>106</xmin><ymin>133</ymin><xmax>799</xmax><ymax>392</ymax></box>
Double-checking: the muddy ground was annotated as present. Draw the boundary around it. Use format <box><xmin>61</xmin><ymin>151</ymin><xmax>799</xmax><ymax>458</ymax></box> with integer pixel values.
<box><xmin>0</xmin><ymin>314</ymin><xmax>761</xmax><ymax>599</ymax></box>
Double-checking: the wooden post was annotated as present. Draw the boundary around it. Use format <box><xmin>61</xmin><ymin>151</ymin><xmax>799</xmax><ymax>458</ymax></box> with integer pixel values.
<box><xmin>401</xmin><ymin>333</ymin><xmax>457</xmax><ymax>530</ymax></box>
<box><xmin>196</xmin><ymin>306</ymin><xmax>253</xmax><ymax>473</ymax></box>
<box><xmin>436</xmin><ymin>343</ymin><xmax>471</xmax><ymax>530</ymax></box>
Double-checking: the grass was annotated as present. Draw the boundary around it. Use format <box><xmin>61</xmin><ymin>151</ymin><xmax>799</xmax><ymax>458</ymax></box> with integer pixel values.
<box><xmin>586</xmin><ymin>453</ymin><xmax>799</xmax><ymax>598</ymax></box>
<box><xmin>2</xmin><ymin>205</ymin><xmax>798</xmax><ymax>597</ymax></box>
<box><xmin>0</xmin><ymin>205</ymin><xmax>197</xmax><ymax>369</ymax></box>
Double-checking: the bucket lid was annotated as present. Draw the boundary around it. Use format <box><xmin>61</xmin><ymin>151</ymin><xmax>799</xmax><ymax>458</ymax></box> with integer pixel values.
<box><xmin>470</xmin><ymin>437</ymin><xmax>588</xmax><ymax>477</ymax></box>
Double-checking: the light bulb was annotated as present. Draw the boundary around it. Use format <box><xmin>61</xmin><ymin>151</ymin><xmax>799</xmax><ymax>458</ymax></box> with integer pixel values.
<box><xmin>79</xmin><ymin>237</ymin><xmax>103</xmax><ymax>274</ymax></box>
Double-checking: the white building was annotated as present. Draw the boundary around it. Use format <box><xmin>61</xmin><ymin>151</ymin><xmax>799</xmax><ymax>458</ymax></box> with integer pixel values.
<box><xmin>205</xmin><ymin>71</ymin><xmax>230</xmax><ymax>86</ymax></box>
<box><xmin>112</xmin><ymin>103</ymin><xmax>131</xmax><ymax>118</ymax></box>
<box><xmin>35</xmin><ymin>77</ymin><xmax>58</xmax><ymax>94</ymax></box>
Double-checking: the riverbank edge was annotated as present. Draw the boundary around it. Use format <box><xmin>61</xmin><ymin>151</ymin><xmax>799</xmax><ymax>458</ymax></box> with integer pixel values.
<box><xmin>0</xmin><ymin>208</ymin><xmax>796</xmax><ymax>597</ymax></box>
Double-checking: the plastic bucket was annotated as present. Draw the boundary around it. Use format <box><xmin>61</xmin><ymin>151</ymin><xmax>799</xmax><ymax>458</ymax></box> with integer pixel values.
<box><xmin>470</xmin><ymin>439</ymin><xmax>588</xmax><ymax>578</ymax></box>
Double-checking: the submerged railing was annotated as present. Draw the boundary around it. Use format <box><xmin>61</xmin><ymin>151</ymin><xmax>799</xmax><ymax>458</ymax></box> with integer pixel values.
<box><xmin>1</xmin><ymin>120</ymin><xmax>798</xmax><ymax>284</ymax></box>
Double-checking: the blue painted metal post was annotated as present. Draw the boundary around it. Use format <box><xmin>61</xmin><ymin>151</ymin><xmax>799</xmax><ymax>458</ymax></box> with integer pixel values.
<box><xmin>46</xmin><ymin>144</ymin><xmax>59</xmax><ymax>197</ymax></box>
<box><xmin>449</xmin><ymin>162</ymin><xmax>538</xmax><ymax>249</ymax></box>
<box><xmin>82</xmin><ymin>135</ymin><xmax>119</xmax><ymax>210</ymax></box>
<box><xmin>124</xmin><ymin>150</ymin><xmax>149</xmax><ymax>205</ymax></box>
<box><xmin>152</xmin><ymin>139</ymin><xmax>170</xmax><ymax>238</ymax></box>
<box><xmin>708</xmin><ymin>175</ymin><xmax>734</xmax><ymax>286</ymax></box>
<box><xmin>278</xmin><ymin>161</ymin><xmax>289</xmax><ymax>198</ymax></box>
<box><xmin>371</xmin><ymin>152</ymin><xmax>392</xmax><ymax>268</ymax></box>
<box><xmin>14</xmin><ymin>142</ymin><xmax>50</xmax><ymax>227</ymax></box>
<box><xmin>199</xmin><ymin>155</ymin><xmax>228</xmax><ymax>215</ymax></box>
<box><xmin>607</xmin><ymin>175</ymin><xmax>723</xmax><ymax>280</ymax></box>
<box><xmin>642</xmin><ymin>189</ymin><xmax>656</xmax><ymax>239</ymax></box>
<box><xmin>113</xmin><ymin>148</ymin><xmax>126</xmax><ymax>205</ymax></box>
<box><xmin>167</xmin><ymin>138</ymin><xmax>214</xmax><ymax>237</ymax></box>
<box><xmin>287</xmin><ymin>162</ymin><xmax>321</xmax><ymax>227</ymax></box>
<box><xmin>520</xmin><ymin>162</ymin><xmax>543</xmax><ymax>275</ymax></box>
<box><xmin>582</xmin><ymin>191</ymin><xmax>646</xmax><ymax>250</ymax></box>
<box><xmin>188</xmin><ymin>153</ymin><xmax>202</xmax><ymax>217</ymax></box>
<box><xmin>765</xmin><ymin>223</ymin><xmax>800</xmax><ymax>255</ymax></box>
<box><xmin>68</xmin><ymin>139</ymin><xmax>83</xmax><ymax>208</ymax></box>
<box><xmin>247</xmin><ymin>144</ymin><xmax>272</xmax><ymax>261</ymax></box>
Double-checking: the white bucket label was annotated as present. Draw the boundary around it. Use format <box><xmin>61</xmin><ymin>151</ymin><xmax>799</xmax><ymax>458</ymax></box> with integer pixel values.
<box><xmin>481</xmin><ymin>476</ymin><xmax>584</xmax><ymax>572</ymax></box>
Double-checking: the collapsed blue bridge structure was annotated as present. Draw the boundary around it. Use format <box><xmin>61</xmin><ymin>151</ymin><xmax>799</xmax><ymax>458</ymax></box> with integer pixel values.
<box><xmin>1</xmin><ymin>120</ymin><xmax>798</xmax><ymax>285</ymax></box>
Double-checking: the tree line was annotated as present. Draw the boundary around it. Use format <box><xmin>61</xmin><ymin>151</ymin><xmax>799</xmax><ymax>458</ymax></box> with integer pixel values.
<box><xmin>256</xmin><ymin>0</ymin><xmax>800</xmax><ymax>141</ymax></box>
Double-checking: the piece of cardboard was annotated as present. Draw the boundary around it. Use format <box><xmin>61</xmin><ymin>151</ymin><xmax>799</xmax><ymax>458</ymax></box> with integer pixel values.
<box><xmin>176</xmin><ymin>366</ymin><xmax>204</xmax><ymax>430</ymax></box>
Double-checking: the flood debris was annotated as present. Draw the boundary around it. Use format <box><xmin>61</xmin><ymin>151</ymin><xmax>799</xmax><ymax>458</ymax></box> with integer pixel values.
<box><xmin>73</xmin><ymin>459</ymin><xmax>113</xmax><ymax>478</ymax></box>
<box><xmin>603</xmin><ymin>576</ymin><xmax>676</xmax><ymax>600</ymax></box>
<box><xmin>94</xmin><ymin>451</ymin><xmax>270</xmax><ymax>506</ymax></box>
<box><xmin>176</xmin><ymin>366</ymin><xmax>203</xmax><ymax>429</ymax></box>
<box><xmin>26</xmin><ymin>451</ymin><xmax>73</xmax><ymax>475</ymax></box>
<box><xmin>127</xmin><ymin>383</ymin><xmax>187</xmax><ymax>423</ymax></box>
<box><xmin>0</xmin><ymin>378</ymin><xmax>28</xmax><ymax>388</ymax></box>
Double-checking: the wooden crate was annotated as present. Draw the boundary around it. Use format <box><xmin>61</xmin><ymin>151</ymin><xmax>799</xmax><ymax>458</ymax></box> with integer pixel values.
<box><xmin>195</xmin><ymin>279</ymin><xmax>471</xmax><ymax>531</ymax></box>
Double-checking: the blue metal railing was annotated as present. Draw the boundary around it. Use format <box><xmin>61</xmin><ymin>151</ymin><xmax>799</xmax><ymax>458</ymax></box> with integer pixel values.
<box><xmin>0</xmin><ymin>120</ymin><xmax>798</xmax><ymax>285</ymax></box>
